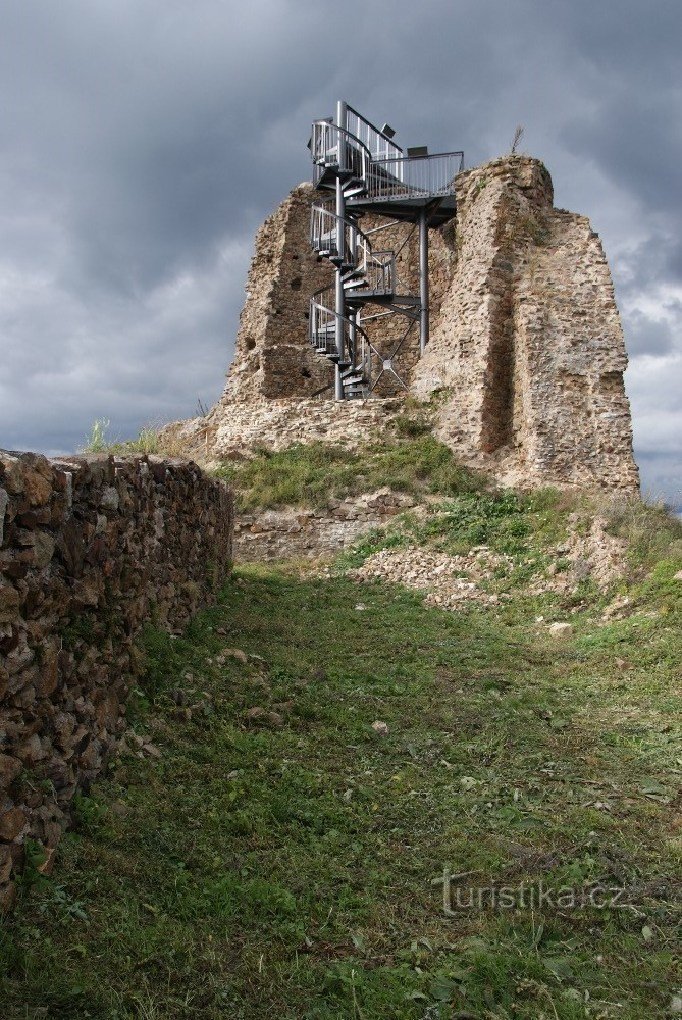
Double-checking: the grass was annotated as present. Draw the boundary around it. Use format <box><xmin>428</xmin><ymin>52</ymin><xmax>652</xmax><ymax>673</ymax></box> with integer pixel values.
<box><xmin>2</xmin><ymin>545</ymin><xmax>680</xmax><ymax>1017</ymax></box>
<box><xmin>214</xmin><ymin>436</ymin><xmax>485</xmax><ymax>511</ymax></box>
<box><xmin>81</xmin><ymin>419</ymin><xmax>189</xmax><ymax>458</ymax></box>
<box><xmin>335</xmin><ymin>486</ymin><xmax>682</xmax><ymax>589</ymax></box>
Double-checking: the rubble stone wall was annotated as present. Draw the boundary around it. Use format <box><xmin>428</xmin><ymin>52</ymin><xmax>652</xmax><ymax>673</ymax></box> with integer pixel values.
<box><xmin>221</xmin><ymin>183</ymin><xmax>332</xmax><ymax>404</ymax></box>
<box><xmin>158</xmin><ymin>396</ymin><xmax>405</xmax><ymax>464</ymax></box>
<box><xmin>235</xmin><ymin>489</ymin><xmax>416</xmax><ymax>562</ymax></box>
<box><xmin>411</xmin><ymin>156</ymin><xmax>639</xmax><ymax>492</ymax></box>
<box><xmin>0</xmin><ymin>451</ymin><xmax>233</xmax><ymax>908</ymax></box>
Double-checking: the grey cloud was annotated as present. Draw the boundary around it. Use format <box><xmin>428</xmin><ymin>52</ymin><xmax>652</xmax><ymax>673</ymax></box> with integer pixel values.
<box><xmin>0</xmin><ymin>0</ymin><xmax>680</xmax><ymax>501</ymax></box>
<box><xmin>622</xmin><ymin>310</ymin><xmax>677</xmax><ymax>357</ymax></box>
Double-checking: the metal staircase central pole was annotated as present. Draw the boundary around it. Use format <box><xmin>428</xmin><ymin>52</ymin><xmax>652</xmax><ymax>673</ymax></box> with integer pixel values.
<box><xmin>334</xmin><ymin>100</ymin><xmax>348</xmax><ymax>400</ymax></box>
<box><xmin>419</xmin><ymin>207</ymin><xmax>429</xmax><ymax>355</ymax></box>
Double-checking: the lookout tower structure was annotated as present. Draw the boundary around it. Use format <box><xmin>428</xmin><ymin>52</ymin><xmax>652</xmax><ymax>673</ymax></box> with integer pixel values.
<box><xmin>308</xmin><ymin>100</ymin><xmax>463</xmax><ymax>399</ymax></box>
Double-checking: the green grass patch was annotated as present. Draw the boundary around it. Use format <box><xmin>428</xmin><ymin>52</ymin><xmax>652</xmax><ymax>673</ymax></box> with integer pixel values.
<box><xmin>214</xmin><ymin>436</ymin><xmax>485</xmax><ymax>511</ymax></box>
<box><xmin>2</xmin><ymin>562</ymin><xmax>680</xmax><ymax>1018</ymax></box>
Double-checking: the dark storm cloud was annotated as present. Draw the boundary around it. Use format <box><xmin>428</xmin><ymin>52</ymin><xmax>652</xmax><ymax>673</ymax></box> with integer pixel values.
<box><xmin>0</xmin><ymin>0</ymin><xmax>680</xmax><ymax>498</ymax></box>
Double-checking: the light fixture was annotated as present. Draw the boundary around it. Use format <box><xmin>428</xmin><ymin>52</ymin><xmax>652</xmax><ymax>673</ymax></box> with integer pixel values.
<box><xmin>381</xmin><ymin>123</ymin><xmax>396</xmax><ymax>139</ymax></box>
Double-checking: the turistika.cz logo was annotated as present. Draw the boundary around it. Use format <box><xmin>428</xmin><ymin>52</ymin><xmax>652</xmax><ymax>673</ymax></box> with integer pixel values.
<box><xmin>434</xmin><ymin>868</ymin><xmax>629</xmax><ymax>915</ymax></box>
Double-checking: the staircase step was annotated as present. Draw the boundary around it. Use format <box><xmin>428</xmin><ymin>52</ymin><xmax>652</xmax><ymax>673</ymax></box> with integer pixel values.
<box><xmin>344</xmin><ymin>179</ymin><xmax>365</xmax><ymax>197</ymax></box>
<box><xmin>345</xmin><ymin>291</ymin><xmax>395</xmax><ymax>305</ymax></box>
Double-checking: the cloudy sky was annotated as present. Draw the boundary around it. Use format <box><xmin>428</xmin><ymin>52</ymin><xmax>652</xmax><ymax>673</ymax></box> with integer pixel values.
<box><xmin>1</xmin><ymin>0</ymin><xmax>680</xmax><ymax>503</ymax></box>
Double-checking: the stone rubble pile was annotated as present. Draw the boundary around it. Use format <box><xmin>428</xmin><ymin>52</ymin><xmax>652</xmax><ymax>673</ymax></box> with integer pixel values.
<box><xmin>347</xmin><ymin>546</ymin><xmax>512</xmax><ymax>609</ymax></box>
<box><xmin>529</xmin><ymin>515</ymin><xmax>629</xmax><ymax>596</ymax></box>
<box><xmin>0</xmin><ymin>450</ymin><xmax>232</xmax><ymax>908</ymax></box>
<box><xmin>343</xmin><ymin>514</ymin><xmax>629</xmax><ymax>610</ymax></box>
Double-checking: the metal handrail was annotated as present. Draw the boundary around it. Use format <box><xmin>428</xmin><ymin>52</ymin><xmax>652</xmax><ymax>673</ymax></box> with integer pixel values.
<box><xmin>309</xmin><ymin>287</ymin><xmax>371</xmax><ymax>367</ymax></box>
<box><xmin>310</xmin><ymin>202</ymin><xmax>371</xmax><ymax>259</ymax></box>
<box><xmin>310</xmin><ymin>203</ymin><xmax>397</xmax><ymax>297</ymax></box>
<box><xmin>345</xmin><ymin>104</ymin><xmax>403</xmax><ymax>161</ymax></box>
<box><xmin>363</xmin><ymin>151</ymin><xmax>464</xmax><ymax>202</ymax></box>
<box><xmin>310</xmin><ymin>121</ymin><xmax>372</xmax><ymax>188</ymax></box>
<box><xmin>353</xmin><ymin>249</ymin><xmax>395</xmax><ymax>296</ymax></box>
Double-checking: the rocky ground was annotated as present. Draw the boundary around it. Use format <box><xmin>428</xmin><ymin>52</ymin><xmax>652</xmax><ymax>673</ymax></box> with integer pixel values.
<box><xmin>347</xmin><ymin>546</ymin><xmax>511</xmax><ymax>609</ymax></box>
<box><xmin>333</xmin><ymin>513</ymin><xmax>634</xmax><ymax>620</ymax></box>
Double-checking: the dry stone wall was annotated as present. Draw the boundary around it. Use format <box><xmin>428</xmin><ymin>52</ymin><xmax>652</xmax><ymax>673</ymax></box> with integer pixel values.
<box><xmin>0</xmin><ymin>450</ymin><xmax>232</xmax><ymax>909</ymax></box>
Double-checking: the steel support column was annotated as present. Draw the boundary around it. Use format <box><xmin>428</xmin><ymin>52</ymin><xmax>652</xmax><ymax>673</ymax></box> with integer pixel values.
<box><xmin>334</xmin><ymin>100</ymin><xmax>348</xmax><ymax>400</ymax></box>
<box><xmin>419</xmin><ymin>207</ymin><xmax>429</xmax><ymax>355</ymax></box>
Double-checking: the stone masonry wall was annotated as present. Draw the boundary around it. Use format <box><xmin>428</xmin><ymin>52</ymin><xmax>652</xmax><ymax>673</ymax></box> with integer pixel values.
<box><xmin>221</xmin><ymin>183</ymin><xmax>332</xmax><ymax>404</ymax></box>
<box><xmin>411</xmin><ymin>156</ymin><xmax>639</xmax><ymax>492</ymax></box>
<box><xmin>162</xmin><ymin>397</ymin><xmax>404</xmax><ymax>464</ymax></box>
<box><xmin>235</xmin><ymin>489</ymin><xmax>416</xmax><ymax>562</ymax></box>
<box><xmin>0</xmin><ymin>451</ymin><xmax>233</xmax><ymax>909</ymax></box>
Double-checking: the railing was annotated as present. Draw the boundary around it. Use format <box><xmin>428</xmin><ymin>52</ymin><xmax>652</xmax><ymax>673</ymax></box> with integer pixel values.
<box><xmin>311</xmin><ymin>119</ymin><xmax>463</xmax><ymax>204</ymax></box>
<box><xmin>310</xmin><ymin>202</ymin><xmax>354</xmax><ymax>261</ymax></box>
<box><xmin>355</xmin><ymin>248</ymin><xmax>395</xmax><ymax>296</ymax></box>
<box><xmin>309</xmin><ymin>287</ymin><xmax>371</xmax><ymax>377</ymax></box>
<box><xmin>363</xmin><ymin>151</ymin><xmax>464</xmax><ymax>202</ymax></box>
<box><xmin>308</xmin><ymin>290</ymin><xmax>337</xmax><ymax>358</ymax></box>
<box><xmin>310</xmin><ymin>203</ymin><xmax>397</xmax><ymax>297</ymax></box>
<box><xmin>345</xmin><ymin>104</ymin><xmax>403</xmax><ymax>162</ymax></box>
<box><xmin>310</xmin><ymin>121</ymin><xmax>371</xmax><ymax>187</ymax></box>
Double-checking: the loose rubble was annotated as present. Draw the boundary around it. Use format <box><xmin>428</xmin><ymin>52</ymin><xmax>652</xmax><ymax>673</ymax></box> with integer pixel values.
<box><xmin>341</xmin><ymin>510</ymin><xmax>630</xmax><ymax>613</ymax></box>
<box><xmin>347</xmin><ymin>546</ymin><xmax>511</xmax><ymax>609</ymax></box>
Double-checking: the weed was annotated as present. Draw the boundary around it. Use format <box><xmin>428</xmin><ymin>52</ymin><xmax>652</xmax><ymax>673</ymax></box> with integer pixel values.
<box><xmin>82</xmin><ymin>418</ymin><xmax>111</xmax><ymax>453</ymax></box>
<box><xmin>80</xmin><ymin>419</ymin><xmax>189</xmax><ymax>458</ymax></box>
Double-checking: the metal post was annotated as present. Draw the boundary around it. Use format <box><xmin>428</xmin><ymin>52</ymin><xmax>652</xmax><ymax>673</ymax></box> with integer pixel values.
<box><xmin>334</xmin><ymin>100</ymin><xmax>348</xmax><ymax>400</ymax></box>
<box><xmin>419</xmin><ymin>207</ymin><xmax>429</xmax><ymax>355</ymax></box>
<box><xmin>348</xmin><ymin>308</ymin><xmax>357</xmax><ymax>367</ymax></box>
<box><xmin>348</xmin><ymin>216</ymin><xmax>358</xmax><ymax>367</ymax></box>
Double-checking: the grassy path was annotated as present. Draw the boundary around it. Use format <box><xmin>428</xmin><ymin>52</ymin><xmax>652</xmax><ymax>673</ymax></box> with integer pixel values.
<box><xmin>1</xmin><ymin>566</ymin><xmax>679</xmax><ymax>1019</ymax></box>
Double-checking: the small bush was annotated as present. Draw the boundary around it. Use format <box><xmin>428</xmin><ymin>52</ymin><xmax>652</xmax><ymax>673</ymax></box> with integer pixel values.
<box><xmin>392</xmin><ymin>414</ymin><xmax>432</xmax><ymax>438</ymax></box>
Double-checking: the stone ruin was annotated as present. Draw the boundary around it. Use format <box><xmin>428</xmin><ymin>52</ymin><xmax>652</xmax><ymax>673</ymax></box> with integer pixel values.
<box><xmin>196</xmin><ymin>154</ymin><xmax>639</xmax><ymax>493</ymax></box>
<box><xmin>0</xmin><ymin>452</ymin><xmax>232</xmax><ymax>908</ymax></box>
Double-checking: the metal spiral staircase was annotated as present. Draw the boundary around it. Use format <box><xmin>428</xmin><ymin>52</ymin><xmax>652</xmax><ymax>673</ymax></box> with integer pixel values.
<box><xmin>308</xmin><ymin>101</ymin><xmax>463</xmax><ymax>399</ymax></box>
